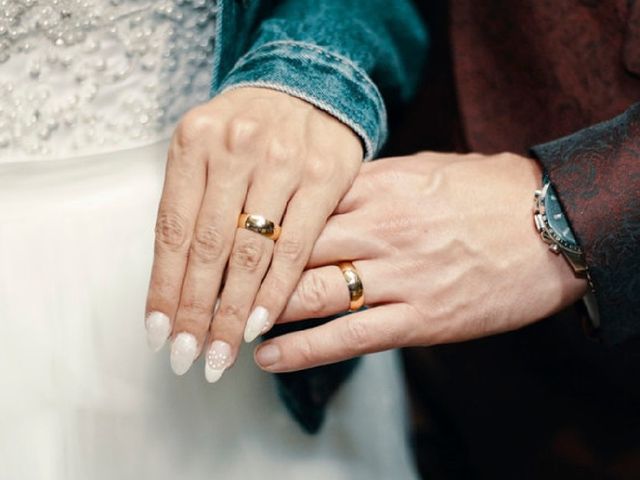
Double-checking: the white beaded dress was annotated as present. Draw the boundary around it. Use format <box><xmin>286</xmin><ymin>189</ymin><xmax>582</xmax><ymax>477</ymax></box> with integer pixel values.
<box><xmin>0</xmin><ymin>2</ymin><xmax>419</xmax><ymax>479</ymax></box>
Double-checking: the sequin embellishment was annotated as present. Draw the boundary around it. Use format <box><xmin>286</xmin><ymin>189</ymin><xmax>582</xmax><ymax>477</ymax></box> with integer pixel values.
<box><xmin>0</xmin><ymin>0</ymin><xmax>216</xmax><ymax>160</ymax></box>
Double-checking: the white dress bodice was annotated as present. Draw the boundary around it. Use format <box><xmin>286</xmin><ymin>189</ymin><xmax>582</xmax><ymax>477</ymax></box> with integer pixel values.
<box><xmin>0</xmin><ymin>0</ymin><xmax>216</xmax><ymax>161</ymax></box>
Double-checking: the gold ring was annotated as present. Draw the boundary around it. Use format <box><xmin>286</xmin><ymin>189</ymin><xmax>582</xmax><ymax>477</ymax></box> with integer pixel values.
<box><xmin>338</xmin><ymin>261</ymin><xmax>364</xmax><ymax>311</ymax></box>
<box><xmin>237</xmin><ymin>213</ymin><xmax>281</xmax><ymax>241</ymax></box>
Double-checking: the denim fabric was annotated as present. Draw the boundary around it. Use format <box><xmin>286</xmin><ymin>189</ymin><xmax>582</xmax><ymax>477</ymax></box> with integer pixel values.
<box><xmin>210</xmin><ymin>0</ymin><xmax>429</xmax><ymax>159</ymax></box>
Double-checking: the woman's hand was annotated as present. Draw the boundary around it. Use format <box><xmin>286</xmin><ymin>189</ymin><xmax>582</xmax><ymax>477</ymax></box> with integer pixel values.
<box><xmin>144</xmin><ymin>87</ymin><xmax>362</xmax><ymax>381</ymax></box>
<box><xmin>254</xmin><ymin>152</ymin><xmax>588</xmax><ymax>372</ymax></box>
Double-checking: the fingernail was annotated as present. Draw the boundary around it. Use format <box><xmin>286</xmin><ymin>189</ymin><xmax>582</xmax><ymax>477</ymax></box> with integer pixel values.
<box><xmin>255</xmin><ymin>343</ymin><xmax>281</xmax><ymax>368</ymax></box>
<box><xmin>170</xmin><ymin>332</ymin><xmax>198</xmax><ymax>375</ymax></box>
<box><xmin>205</xmin><ymin>340</ymin><xmax>232</xmax><ymax>383</ymax></box>
<box><xmin>145</xmin><ymin>311</ymin><xmax>171</xmax><ymax>352</ymax></box>
<box><xmin>244</xmin><ymin>306</ymin><xmax>270</xmax><ymax>343</ymax></box>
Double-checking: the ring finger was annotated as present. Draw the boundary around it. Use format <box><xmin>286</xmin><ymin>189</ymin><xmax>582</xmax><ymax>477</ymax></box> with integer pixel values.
<box><xmin>278</xmin><ymin>259</ymin><xmax>392</xmax><ymax>323</ymax></box>
<box><xmin>203</xmin><ymin>175</ymin><xmax>295</xmax><ymax>382</ymax></box>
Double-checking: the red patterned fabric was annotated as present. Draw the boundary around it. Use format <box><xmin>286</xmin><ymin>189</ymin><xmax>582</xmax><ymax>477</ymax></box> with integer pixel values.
<box><xmin>398</xmin><ymin>3</ymin><xmax>640</xmax><ymax>477</ymax></box>
<box><xmin>450</xmin><ymin>0</ymin><xmax>640</xmax><ymax>343</ymax></box>
<box><xmin>532</xmin><ymin>106</ymin><xmax>640</xmax><ymax>344</ymax></box>
<box><xmin>451</xmin><ymin>0</ymin><xmax>640</xmax><ymax>155</ymax></box>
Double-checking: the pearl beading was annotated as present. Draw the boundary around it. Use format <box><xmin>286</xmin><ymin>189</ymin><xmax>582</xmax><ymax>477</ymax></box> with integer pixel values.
<box><xmin>0</xmin><ymin>0</ymin><xmax>217</xmax><ymax>161</ymax></box>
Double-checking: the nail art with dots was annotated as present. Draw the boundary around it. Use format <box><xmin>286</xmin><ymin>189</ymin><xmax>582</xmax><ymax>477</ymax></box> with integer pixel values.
<box><xmin>205</xmin><ymin>340</ymin><xmax>232</xmax><ymax>383</ymax></box>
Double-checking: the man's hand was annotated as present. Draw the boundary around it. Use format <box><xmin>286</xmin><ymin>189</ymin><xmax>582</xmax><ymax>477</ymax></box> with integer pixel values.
<box><xmin>144</xmin><ymin>87</ymin><xmax>362</xmax><ymax>381</ymax></box>
<box><xmin>254</xmin><ymin>152</ymin><xmax>588</xmax><ymax>372</ymax></box>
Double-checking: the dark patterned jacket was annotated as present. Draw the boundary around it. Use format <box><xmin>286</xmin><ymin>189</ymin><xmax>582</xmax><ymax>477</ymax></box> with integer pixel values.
<box><xmin>450</xmin><ymin>0</ymin><xmax>640</xmax><ymax>344</ymax></box>
<box><xmin>395</xmin><ymin>1</ymin><xmax>640</xmax><ymax>477</ymax></box>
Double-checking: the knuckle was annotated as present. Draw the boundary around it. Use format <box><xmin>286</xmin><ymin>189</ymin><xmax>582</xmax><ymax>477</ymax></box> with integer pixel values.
<box><xmin>176</xmin><ymin>108</ymin><xmax>217</xmax><ymax>148</ymax></box>
<box><xmin>180</xmin><ymin>297</ymin><xmax>212</xmax><ymax>319</ymax></box>
<box><xmin>264</xmin><ymin>137</ymin><xmax>299</xmax><ymax>168</ymax></box>
<box><xmin>298</xmin><ymin>273</ymin><xmax>329</xmax><ymax>315</ymax></box>
<box><xmin>155</xmin><ymin>211</ymin><xmax>190</xmax><ymax>252</ymax></box>
<box><xmin>295</xmin><ymin>335</ymin><xmax>316</xmax><ymax>366</ymax></box>
<box><xmin>191</xmin><ymin>225</ymin><xmax>225</xmax><ymax>264</ymax></box>
<box><xmin>386</xmin><ymin>322</ymin><xmax>407</xmax><ymax>348</ymax></box>
<box><xmin>216</xmin><ymin>304</ymin><xmax>242</xmax><ymax>325</ymax></box>
<box><xmin>225</xmin><ymin>116</ymin><xmax>261</xmax><ymax>153</ymax></box>
<box><xmin>274</xmin><ymin>237</ymin><xmax>306</xmax><ymax>265</ymax></box>
<box><xmin>305</xmin><ymin>158</ymin><xmax>330</xmax><ymax>182</ymax></box>
<box><xmin>231</xmin><ymin>237</ymin><xmax>264</xmax><ymax>271</ymax></box>
<box><xmin>263</xmin><ymin>273</ymin><xmax>287</xmax><ymax>299</ymax></box>
<box><xmin>344</xmin><ymin>316</ymin><xmax>370</xmax><ymax>351</ymax></box>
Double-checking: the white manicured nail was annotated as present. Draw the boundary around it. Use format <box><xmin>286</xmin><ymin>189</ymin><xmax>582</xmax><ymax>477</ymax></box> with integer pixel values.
<box><xmin>145</xmin><ymin>311</ymin><xmax>171</xmax><ymax>352</ymax></box>
<box><xmin>170</xmin><ymin>332</ymin><xmax>198</xmax><ymax>375</ymax></box>
<box><xmin>205</xmin><ymin>340</ymin><xmax>232</xmax><ymax>383</ymax></box>
<box><xmin>244</xmin><ymin>306</ymin><xmax>270</xmax><ymax>343</ymax></box>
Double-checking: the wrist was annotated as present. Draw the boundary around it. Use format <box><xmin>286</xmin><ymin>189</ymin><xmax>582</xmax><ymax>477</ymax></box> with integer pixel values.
<box><xmin>215</xmin><ymin>41</ymin><xmax>386</xmax><ymax>160</ymax></box>
<box><xmin>532</xmin><ymin>171</ymin><xmax>598</xmax><ymax>326</ymax></box>
<box><xmin>218</xmin><ymin>86</ymin><xmax>364</xmax><ymax>162</ymax></box>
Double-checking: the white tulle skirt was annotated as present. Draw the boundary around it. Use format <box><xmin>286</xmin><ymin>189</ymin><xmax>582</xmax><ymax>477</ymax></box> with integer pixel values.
<box><xmin>0</xmin><ymin>141</ymin><xmax>418</xmax><ymax>480</ymax></box>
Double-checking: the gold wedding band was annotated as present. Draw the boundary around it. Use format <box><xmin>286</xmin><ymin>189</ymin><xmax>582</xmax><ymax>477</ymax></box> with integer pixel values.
<box><xmin>237</xmin><ymin>213</ymin><xmax>281</xmax><ymax>241</ymax></box>
<box><xmin>338</xmin><ymin>261</ymin><xmax>365</xmax><ymax>312</ymax></box>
